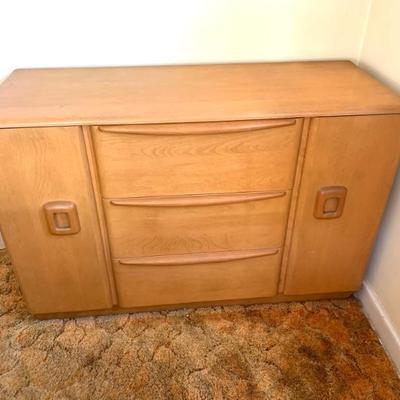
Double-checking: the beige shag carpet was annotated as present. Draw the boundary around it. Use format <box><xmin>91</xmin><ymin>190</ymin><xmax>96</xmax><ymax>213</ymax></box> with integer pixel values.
<box><xmin>0</xmin><ymin>252</ymin><xmax>399</xmax><ymax>400</ymax></box>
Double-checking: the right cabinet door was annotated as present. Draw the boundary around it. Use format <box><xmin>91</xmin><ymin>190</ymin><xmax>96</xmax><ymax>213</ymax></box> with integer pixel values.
<box><xmin>284</xmin><ymin>115</ymin><xmax>400</xmax><ymax>295</ymax></box>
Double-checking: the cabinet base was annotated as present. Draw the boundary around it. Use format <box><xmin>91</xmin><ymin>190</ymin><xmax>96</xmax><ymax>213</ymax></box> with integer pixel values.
<box><xmin>34</xmin><ymin>291</ymin><xmax>354</xmax><ymax>320</ymax></box>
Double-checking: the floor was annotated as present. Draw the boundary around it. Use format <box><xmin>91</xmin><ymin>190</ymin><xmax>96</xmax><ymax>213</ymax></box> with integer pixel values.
<box><xmin>0</xmin><ymin>252</ymin><xmax>399</xmax><ymax>400</ymax></box>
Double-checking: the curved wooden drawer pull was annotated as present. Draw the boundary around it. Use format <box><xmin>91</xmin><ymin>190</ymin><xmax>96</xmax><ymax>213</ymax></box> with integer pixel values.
<box><xmin>118</xmin><ymin>248</ymin><xmax>280</xmax><ymax>266</ymax></box>
<box><xmin>109</xmin><ymin>191</ymin><xmax>286</xmax><ymax>207</ymax></box>
<box><xmin>98</xmin><ymin>119</ymin><xmax>296</xmax><ymax>136</ymax></box>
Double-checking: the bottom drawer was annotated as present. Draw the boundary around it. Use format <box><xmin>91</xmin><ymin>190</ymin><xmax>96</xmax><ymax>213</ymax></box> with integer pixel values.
<box><xmin>113</xmin><ymin>248</ymin><xmax>281</xmax><ymax>308</ymax></box>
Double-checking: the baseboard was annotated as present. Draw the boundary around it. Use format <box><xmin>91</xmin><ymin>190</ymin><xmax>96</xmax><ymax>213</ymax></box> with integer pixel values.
<box><xmin>357</xmin><ymin>282</ymin><xmax>400</xmax><ymax>374</ymax></box>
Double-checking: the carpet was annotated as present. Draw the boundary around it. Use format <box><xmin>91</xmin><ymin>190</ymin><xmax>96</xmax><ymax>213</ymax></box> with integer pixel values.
<box><xmin>0</xmin><ymin>252</ymin><xmax>399</xmax><ymax>400</ymax></box>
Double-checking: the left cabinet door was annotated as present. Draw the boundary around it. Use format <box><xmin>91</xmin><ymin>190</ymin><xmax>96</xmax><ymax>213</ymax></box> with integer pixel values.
<box><xmin>0</xmin><ymin>127</ymin><xmax>113</xmax><ymax>315</ymax></box>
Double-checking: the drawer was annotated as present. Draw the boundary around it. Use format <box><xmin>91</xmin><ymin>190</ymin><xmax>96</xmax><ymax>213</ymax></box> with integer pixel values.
<box><xmin>113</xmin><ymin>248</ymin><xmax>281</xmax><ymax>308</ymax></box>
<box><xmin>105</xmin><ymin>190</ymin><xmax>290</xmax><ymax>257</ymax></box>
<box><xmin>92</xmin><ymin>119</ymin><xmax>302</xmax><ymax>197</ymax></box>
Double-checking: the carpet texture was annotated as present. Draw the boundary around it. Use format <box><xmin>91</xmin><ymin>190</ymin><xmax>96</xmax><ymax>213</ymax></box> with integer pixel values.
<box><xmin>0</xmin><ymin>252</ymin><xmax>399</xmax><ymax>400</ymax></box>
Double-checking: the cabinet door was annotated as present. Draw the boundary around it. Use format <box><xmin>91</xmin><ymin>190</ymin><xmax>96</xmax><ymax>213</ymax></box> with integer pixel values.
<box><xmin>284</xmin><ymin>115</ymin><xmax>400</xmax><ymax>295</ymax></box>
<box><xmin>0</xmin><ymin>127</ymin><xmax>113</xmax><ymax>314</ymax></box>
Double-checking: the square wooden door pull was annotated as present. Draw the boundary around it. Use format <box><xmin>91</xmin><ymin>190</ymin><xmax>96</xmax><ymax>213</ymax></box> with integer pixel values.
<box><xmin>314</xmin><ymin>186</ymin><xmax>347</xmax><ymax>219</ymax></box>
<box><xmin>43</xmin><ymin>201</ymin><xmax>81</xmax><ymax>235</ymax></box>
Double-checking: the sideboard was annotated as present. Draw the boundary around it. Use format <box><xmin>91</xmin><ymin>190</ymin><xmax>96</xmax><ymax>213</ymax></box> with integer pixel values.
<box><xmin>0</xmin><ymin>61</ymin><xmax>399</xmax><ymax>318</ymax></box>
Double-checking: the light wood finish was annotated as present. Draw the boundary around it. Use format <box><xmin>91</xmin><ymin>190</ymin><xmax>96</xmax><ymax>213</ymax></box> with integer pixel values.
<box><xmin>109</xmin><ymin>191</ymin><xmax>286</xmax><ymax>207</ymax></box>
<box><xmin>36</xmin><ymin>291</ymin><xmax>353</xmax><ymax>319</ymax></box>
<box><xmin>1</xmin><ymin>62</ymin><xmax>400</xmax><ymax>128</ymax></box>
<box><xmin>1</xmin><ymin>62</ymin><xmax>400</xmax><ymax>317</ymax></box>
<box><xmin>284</xmin><ymin>115</ymin><xmax>400</xmax><ymax>295</ymax></box>
<box><xmin>97</xmin><ymin>119</ymin><xmax>296</xmax><ymax>135</ymax></box>
<box><xmin>0</xmin><ymin>127</ymin><xmax>112</xmax><ymax>314</ymax></box>
<box><xmin>118</xmin><ymin>248</ymin><xmax>279</xmax><ymax>266</ymax></box>
<box><xmin>92</xmin><ymin>119</ymin><xmax>301</xmax><ymax>197</ymax></box>
<box><xmin>113</xmin><ymin>251</ymin><xmax>281</xmax><ymax>308</ymax></box>
<box><xmin>81</xmin><ymin>126</ymin><xmax>118</xmax><ymax>305</ymax></box>
<box><xmin>43</xmin><ymin>201</ymin><xmax>81</xmax><ymax>235</ymax></box>
<box><xmin>314</xmin><ymin>186</ymin><xmax>347</xmax><ymax>219</ymax></box>
<box><xmin>278</xmin><ymin>118</ymin><xmax>310</xmax><ymax>293</ymax></box>
<box><xmin>105</xmin><ymin>192</ymin><xmax>289</xmax><ymax>257</ymax></box>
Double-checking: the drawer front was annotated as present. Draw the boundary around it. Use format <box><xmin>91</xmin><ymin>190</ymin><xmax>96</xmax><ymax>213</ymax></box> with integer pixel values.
<box><xmin>92</xmin><ymin>119</ymin><xmax>302</xmax><ymax>197</ymax></box>
<box><xmin>113</xmin><ymin>249</ymin><xmax>281</xmax><ymax>308</ymax></box>
<box><xmin>105</xmin><ymin>191</ymin><xmax>289</xmax><ymax>257</ymax></box>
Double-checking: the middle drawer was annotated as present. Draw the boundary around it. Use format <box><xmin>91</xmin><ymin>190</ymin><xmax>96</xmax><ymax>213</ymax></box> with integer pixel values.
<box><xmin>104</xmin><ymin>191</ymin><xmax>290</xmax><ymax>258</ymax></box>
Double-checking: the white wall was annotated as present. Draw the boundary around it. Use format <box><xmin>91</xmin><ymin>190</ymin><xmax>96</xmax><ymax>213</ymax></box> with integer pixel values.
<box><xmin>357</xmin><ymin>0</ymin><xmax>400</xmax><ymax>372</ymax></box>
<box><xmin>0</xmin><ymin>0</ymin><xmax>370</xmax><ymax>79</ymax></box>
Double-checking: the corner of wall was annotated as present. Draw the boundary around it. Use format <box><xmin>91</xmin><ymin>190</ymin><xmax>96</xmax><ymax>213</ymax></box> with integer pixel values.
<box><xmin>357</xmin><ymin>283</ymin><xmax>400</xmax><ymax>374</ymax></box>
<box><xmin>355</xmin><ymin>0</ymin><xmax>400</xmax><ymax>374</ymax></box>
<box><xmin>356</xmin><ymin>0</ymin><xmax>373</xmax><ymax>65</ymax></box>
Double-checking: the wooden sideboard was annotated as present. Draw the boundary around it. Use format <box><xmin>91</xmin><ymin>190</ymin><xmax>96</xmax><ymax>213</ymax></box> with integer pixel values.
<box><xmin>0</xmin><ymin>61</ymin><xmax>399</xmax><ymax>318</ymax></box>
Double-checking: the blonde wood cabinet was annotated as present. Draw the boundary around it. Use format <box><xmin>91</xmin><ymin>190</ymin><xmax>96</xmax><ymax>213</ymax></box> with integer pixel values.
<box><xmin>0</xmin><ymin>62</ymin><xmax>399</xmax><ymax>317</ymax></box>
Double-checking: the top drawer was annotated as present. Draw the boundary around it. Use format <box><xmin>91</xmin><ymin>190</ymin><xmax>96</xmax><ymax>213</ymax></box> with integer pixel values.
<box><xmin>92</xmin><ymin>119</ymin><xmax>302</xmax><ymax>198</ymax></box>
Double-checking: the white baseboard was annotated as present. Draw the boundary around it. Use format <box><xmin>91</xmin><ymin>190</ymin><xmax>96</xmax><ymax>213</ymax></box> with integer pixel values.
<box><xmin>357</xmin><ymin>282</ymin><xmax>400</xmax><ymax>374</ymax></box>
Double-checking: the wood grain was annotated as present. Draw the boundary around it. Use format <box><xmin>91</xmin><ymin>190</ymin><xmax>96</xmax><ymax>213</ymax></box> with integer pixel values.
<box><xmin>104</xmin><ymin>192</ymin><xmax>289</xmax><ymax>257</ymax></box>
<box><xmin>0</xmin><ymin>127</ymin><xmax>112</xmax><ymax>314</ymax></box>
<box><xmin>82</xmin><ymin>126</ymin><xmax>118</xmax><ymax>305</ymax></box>
<box><xmin>98</xmin><ymin>119</ymin><xmax>296</xmax><ymax>135</ymax></box>
<box><xmin>109</xmin><ymin>191</ymin><xmax>286</xmax><ymax>207</ymax></box>
<box><xmin>92</xmin><ymin>119</ymin><xmax>301</xmax><ymax>197</ymax></box>
<box><xmin>278</xmin><ymin>118</ymin><xmax>310</xmax><ymax>293</ymax></box>
<box><xmin>1</xmin><ymin>61</ymin><xmax>400</xmax><ymax>316</ymax></box>
<box><xmin>1</xmin><ymin>62</ymin><xmax>400</xmax><ymax>128</ymax></box>
<box><xmin>118</xmin><ymin>248</ymin><xmax>279</xmax><ymax>266</ymax></box>
<box><xmin>113</xmin><ymin>252</ymin><xmax>281</xmax><ymax>308</ymax></box>
<box><xmin>284</xmin><ymin>115</ymin><xmax>400</xmax><ymax>295</ymax></box>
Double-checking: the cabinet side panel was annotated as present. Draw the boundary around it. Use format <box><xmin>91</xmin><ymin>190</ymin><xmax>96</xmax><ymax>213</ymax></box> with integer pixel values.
<box><xmin>0</xmin><ymin>127</ymin><xmax>113</xmax><ymax>313</ymax></box>
<box><xmin>284</xmin><ymin>115</ymin><xmax>400</xmax><ymax>295</ymax></box>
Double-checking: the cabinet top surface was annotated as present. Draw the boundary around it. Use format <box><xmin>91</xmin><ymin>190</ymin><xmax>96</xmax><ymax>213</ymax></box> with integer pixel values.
<box><xmin>0</xmin><ymin>61</ymin><xmax>400</xmax><ymax>128</ymax></box>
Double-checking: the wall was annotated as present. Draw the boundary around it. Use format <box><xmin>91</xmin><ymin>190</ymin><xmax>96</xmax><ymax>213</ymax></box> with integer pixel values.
<box><xmin>357</xmin><ymin>0</ymin><xmax>400</xmax><ymax>372</ymax></box>
<box><xmin>0</xmin><ymin>0</ymin><xmax>370</xmax><ymax>79</ymax></box>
